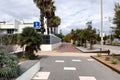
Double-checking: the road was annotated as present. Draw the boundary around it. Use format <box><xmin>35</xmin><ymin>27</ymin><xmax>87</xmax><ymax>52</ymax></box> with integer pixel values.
<box><xmin>94</xmin><ymin>44</ymin><xmax>120</xmax><ymax>54</ymax></box>
<box><xmin>32</xmin><ymin>43</ymin><xmax>120</xmax><ymax>80</ymax></box>
<box><xmin>33</xmin><ymin>56</ymin><xmax>120</xmax><ymax>80</ymax></box>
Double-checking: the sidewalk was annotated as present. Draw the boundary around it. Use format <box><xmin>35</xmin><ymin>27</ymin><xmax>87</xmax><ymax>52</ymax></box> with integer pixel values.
<box><xmin>76</xmin><ymin>46</ymin><xmax>108</xmax><ymax>53</ymax></box>
<box><xmin>35</xmin><ymin>43</ymin><xmax>99</xmax><ymax>57</ymax></box>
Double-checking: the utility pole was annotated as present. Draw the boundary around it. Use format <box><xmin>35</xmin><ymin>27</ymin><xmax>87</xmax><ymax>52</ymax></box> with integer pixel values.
<box><xmin>100</xmin><ymin>0</ymin><xmax>104</xmax><ymax>51</ymax></box>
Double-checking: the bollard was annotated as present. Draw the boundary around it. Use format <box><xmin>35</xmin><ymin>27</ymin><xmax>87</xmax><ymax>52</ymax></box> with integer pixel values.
<box><xmin>108</xmin><ymin>49</ymin><xmax>110</xmax><ymax>55</ymax></box>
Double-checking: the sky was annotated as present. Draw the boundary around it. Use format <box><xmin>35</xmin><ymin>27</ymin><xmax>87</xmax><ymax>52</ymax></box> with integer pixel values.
<box><xmin>0</xmin><ymin>0</ymin><xmax>120</xmax><ymax>35</ymax></box>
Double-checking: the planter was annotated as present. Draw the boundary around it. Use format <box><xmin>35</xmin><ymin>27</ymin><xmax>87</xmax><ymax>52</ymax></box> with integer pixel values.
<box><xmin>16</xmin><ymin>60</ymin><xmax>40</xmax><ymax>80</ymax></box>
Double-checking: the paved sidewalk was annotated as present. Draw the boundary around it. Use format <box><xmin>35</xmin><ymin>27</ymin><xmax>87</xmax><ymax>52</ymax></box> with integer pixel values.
<box><xmin>36</xmin><ymin>43</ymin><xmax>100</xmax><ymax>57</ymax></box>
<box><xmin>76</xmin><ymin>46</ymin><xmax>108</xmax><ymax>53</ymax></box>
<box><xmin>76</xmin><ymin>47</ymin><xmax>101</xmax><ymax>53</ymax></box>
<box><xmin>55</xmin><ymin>43</ymin><xmax>80</xmax><ymax>53</ymax></box>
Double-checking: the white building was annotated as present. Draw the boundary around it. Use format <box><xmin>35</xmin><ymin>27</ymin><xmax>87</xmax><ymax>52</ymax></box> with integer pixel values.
<box><xmin>0</xmin><ymin>20</ymin><xmax>61</xmax><ymax>51</ymax></box>
<box><xmin>0</xmin><ymin>19</ymin><xmax>58</xmax><ymax>35</ymax></box>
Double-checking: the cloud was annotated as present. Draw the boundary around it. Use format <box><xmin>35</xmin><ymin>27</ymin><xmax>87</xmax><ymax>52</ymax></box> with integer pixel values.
<box><xmin>0</xmin><ymin>0</ymin><xmax>119</xmax><ymax>35</ymax></box>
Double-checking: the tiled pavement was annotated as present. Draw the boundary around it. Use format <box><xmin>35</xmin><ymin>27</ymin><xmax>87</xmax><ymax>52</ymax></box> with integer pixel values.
<box><xmin>36</xmin><ymin>43</ymin><xmax>98</xmax><ymax>57</ymax></box>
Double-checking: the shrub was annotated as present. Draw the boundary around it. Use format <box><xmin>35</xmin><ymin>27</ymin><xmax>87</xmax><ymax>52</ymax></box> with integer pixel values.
<box><xmin>111</xmin><ymin>59</ymin><xmax>118</xmax><ymax>64</ymax></box>
<box><xmin>111</xmin><ymin>53</ymin><xmax>115</xmax><ymax>57</ymax></box>
<box><xmin>18</xmin><ymin>27</ymin><xmax>42</xmax><ymax>60</ymax></box>
<box><xmin>97</xmin><ymin>53</ymin><xmax>102</xmax><ymax>57</ymax></box>
<box><xmin>0</xmin><ymin>51</ymin><xmax>21</xmax><ymax>80</ymax></box>
<box><xmin>105</xmin><ymin>56</ymin><xmax>110</xmax><ymax>61</ymax></box>
<box><xmin>24</xmin><ymin>52</ymin><xmax>37</xmax><ymax>60</ymax></box>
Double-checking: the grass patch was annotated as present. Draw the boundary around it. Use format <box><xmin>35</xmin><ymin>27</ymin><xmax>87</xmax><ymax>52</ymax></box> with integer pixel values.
<box><xmin>97</xmin><ymin>53</ymin><xmax>102</xmax><ymax>57</ymax></box>
<box><xmin>111</xmin><ymin>58</ymin><xmax>118</xmax><ymax>64</ymax></box>
<box><xmin>105</xmin><ymin>56</ymin><xmax>110</xmax><ymax>61</ymax></box>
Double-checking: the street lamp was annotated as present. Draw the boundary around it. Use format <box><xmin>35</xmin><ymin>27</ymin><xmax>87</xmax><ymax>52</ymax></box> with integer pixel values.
<box><xmin>100</xmin><ymin>0</ymin><xmax>104</xmax><ymax>51</ymax></box>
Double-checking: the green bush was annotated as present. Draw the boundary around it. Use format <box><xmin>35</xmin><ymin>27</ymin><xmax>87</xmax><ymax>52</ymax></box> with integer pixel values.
<box><xmin>24</xmin><ymin>52</ymin><xmax>37</xmax><ymax>60</ymax></box>
<box><xmin>111</xmin><ymin>59</ymin><xmax>118</xmax><ymax>64</ymax></box>
<box><xmin>105</xmin><ymin>56</ymin><xmax>110</xmax><ymax>61</ymax></box>
<box><xmin>0</xmin><ymin>51</ymin><xmax>21</xmax><ymax>80</ymax></box>
<box><xmin>97</xmin><ymin>53</ymin><xmax>102</xmax><ymax>57</ymax></box>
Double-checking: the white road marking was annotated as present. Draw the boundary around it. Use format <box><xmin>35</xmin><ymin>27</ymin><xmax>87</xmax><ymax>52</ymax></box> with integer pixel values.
<box><xmin>32</xmin><ymin>72</ymin><xmax>50</xmax><ymax>80</ymax></box>
<box><xmin>55</xmin><ymin>60</ymin><xmax>64</xmax><ymax>63</ymax></box>
<box><xmin>87</xmin><ymin>59</ymin><xmax>95</xmax><ymax>61</ymax></box>
<box><xmin>72</xmin><ymin>59</ymin><xmax>81</xmax><ymax>62</ymax></box>
<box><xmin>79</xmin><ymin>76</ymin><xmax>96</xmax><ymax>80</ymax></box>
<box><xmin>64</xmin><ymin>67</ymin><xmax>76</xmax><ymax>70</ymax></box>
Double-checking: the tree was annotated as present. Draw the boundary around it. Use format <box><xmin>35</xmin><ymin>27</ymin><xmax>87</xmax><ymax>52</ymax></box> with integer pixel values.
<box><xmin>48</xmin><ymin>16</ymin><xmax>61</xmax><ymax>33</ymax></box>
<box><xmin>80</xmin><ymin>29</ymin><xmax>88</xmax><ymax>47</ymax></box>
<box><xmin>113</xmin><ymin>3</ymin><xmax>120</xmax><ymax>38</ymax></box>
<box><xmin>63</xmin><ymin>33</ymin><xmax>72</xmax><ymax>42</ymax></box>
<box><xmin>86</xmin><ymin>23</ymin><xmax>96</xmax><ymax>49</ymax></box>
<box><xmin>44</xmin><ymin>0</ymin><xmax>56</xmax><ymax>34</ymax></box>
<box><xmin>55</xmin><ymin>30</ymin><xmax>64</xmax><ymax>41</ymax></box>
<box><xmin>18</xmin><ymin>27</ymin><xmax>42</xmax><ymax>59</ymax></box>
<box><xmin>33</xmin><ymin>0</ymin><xmax>45</xmax><ymax>34</ymax></box>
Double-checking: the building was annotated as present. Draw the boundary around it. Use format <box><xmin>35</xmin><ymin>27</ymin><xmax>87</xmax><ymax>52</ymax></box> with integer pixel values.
<box><xmin>0</xmin><ymin>19</ymin><xmax>61</xmax><ymax>51</ymax></box>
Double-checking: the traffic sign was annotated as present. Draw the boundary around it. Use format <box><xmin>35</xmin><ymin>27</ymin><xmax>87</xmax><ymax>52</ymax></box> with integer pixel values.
<box><xmin>33</xmin><ymin>22</ymin><xmax>40</xmax><ymax>28</ymax></box>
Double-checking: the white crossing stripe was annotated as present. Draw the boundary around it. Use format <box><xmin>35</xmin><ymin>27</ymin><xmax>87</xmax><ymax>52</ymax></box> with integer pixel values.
<box><xmin>79</xmin><ymin>76</ymin><xmax>96</xmax><ymax>80</ymax></box>
<box><xmin>64</xmin><ymin>67</ymin><xmax>76</xmax><ymax>70</ymax></box>
<box><xmin>87</xmin><ymin>59</ymin><xmax>95</xmax><ymax>61</ymax></box>
<box><xmin>55</xmin><ymin>60</ymin><xmax>64</xmax><ymax>62</ymax></box>
<box><xmin>32</xmin><ymin>72</ymin><xmax>50</xmax><ymax>80</ymax></box>
<box><xmin>72</xmin><ymin>59</ymin><xmax>81</xmax><ymax>62</ymax></box>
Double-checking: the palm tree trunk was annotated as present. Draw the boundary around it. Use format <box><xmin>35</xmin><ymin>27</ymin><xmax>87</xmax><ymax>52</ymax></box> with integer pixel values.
<box><xmin>25</xmin><ymin>46</ymin><xmax>34</xmax><ymax>55</ymax></box>
<box><xmin>47</xmin><ymin>18</ymin><xmax>50</xmax><ymax>35</ymax></box>
<box><xmin>54</xmin><ymin>27</ymin><xmax>56</xmax><ymax>34</ymax></box>
<box><xmin>84</xmin><ymin>40</ymin><xmax>87</xmax><ymax>48</ymax></box>
<box><xmin>40</xmin><ymin>10</ymin><xmax>45</xmax><ymax>34</ymax></box>
<box><xmin>51</xmin><ymin>27</ymin><xmax>53</xmax><ymax>34</ymax></box>
<box><xmin>90</xmin><ymin>39</ymin><xmax>93</xmax><ymax>50</ymax></box>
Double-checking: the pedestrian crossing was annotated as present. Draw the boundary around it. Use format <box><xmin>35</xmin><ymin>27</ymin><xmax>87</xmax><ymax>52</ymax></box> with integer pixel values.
<box><xmin>55</xmin><ymin>60</ymin><xmax>64</xmax><ymax>63</ymax></box>
<box><xmin>64</xmin><ymin>67</ymin><xmax>76</xmax><ymax>70</ymax></box>
<box><xmin>32</xmin><ymin>58</ymin><xmax>96</xmax><ymax>80</ymax></box>
<box><xmin>72</xmin><ymin>59</ymin><xmax>81</xmax><ymax>62</ymax></box>
<box><xmin>79</xmin><ymin>76</ymin><xmax>96</xmax><ymax>80</ymax></box>
<box><xmin>32</xmin><ymin>72</ymin><xmax>50</xmax><ymax>80</ymax></box>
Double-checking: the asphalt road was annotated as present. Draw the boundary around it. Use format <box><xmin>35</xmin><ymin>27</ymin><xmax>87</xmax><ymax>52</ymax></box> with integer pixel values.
<box><xmin>33</xmin><ymin>56</ymin><xmax>120</xmax><ymax>80</ymax></box>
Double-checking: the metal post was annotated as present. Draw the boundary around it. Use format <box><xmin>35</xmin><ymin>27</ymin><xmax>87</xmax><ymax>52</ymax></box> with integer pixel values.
<box><xmin>100</xmin><ymin>0</ymin><xmax>103</xmax><ymax>51</ymax></box>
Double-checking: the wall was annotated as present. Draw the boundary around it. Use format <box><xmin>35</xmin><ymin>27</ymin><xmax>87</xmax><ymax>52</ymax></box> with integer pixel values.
<box><xmin>16</xmin><ymin>61</ymin><xmax>40</xmax><ymax>80</ymax></box>
<box><xmin>40</xmin><ymin>42</ymin><xmax>61</xmax><ymax>51</ymax></box>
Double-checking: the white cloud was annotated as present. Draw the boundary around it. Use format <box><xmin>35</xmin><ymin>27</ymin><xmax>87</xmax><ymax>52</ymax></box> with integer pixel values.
<box><xmin>0</xmin><ymin>0</ymin><xmax>119</xmax><ymax>35</ymax></box>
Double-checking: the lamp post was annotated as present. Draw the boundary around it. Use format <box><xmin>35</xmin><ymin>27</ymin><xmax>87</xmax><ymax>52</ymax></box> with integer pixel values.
<box><xmin>100</xmin><ymin>0</ymin><xmax>104</xmax><ymax>51</ymax></box>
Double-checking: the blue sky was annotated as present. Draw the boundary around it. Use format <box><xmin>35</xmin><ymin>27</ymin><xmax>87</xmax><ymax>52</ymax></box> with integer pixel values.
<box><xmin>0</xmin><ymin>0</ymin><xmax>120</xmax><ymax>35</ymax></box>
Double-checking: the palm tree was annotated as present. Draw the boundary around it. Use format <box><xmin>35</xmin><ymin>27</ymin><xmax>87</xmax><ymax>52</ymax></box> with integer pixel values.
<box><xmin>18</xmin><ymin>27</ymin><xmax>42</xmax><ymax>59</ymax></box>
<box><xmin>48</xmin><ymin>16</ymin><xmax>61</xmax><ymax>34</ymax></box>
<box><xmin>44</xmin><ymin>0</ymin><xmax>56</xmax><ymax>34</ymax></box>
<box><xmin>33</xmin><ymin>0</ymin><xmax>45</xmax><ymax>34</ymax></box>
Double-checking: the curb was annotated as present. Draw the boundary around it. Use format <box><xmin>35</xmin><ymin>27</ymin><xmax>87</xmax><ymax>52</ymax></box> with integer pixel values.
<box><xmin>91</xmin><ymin>56</ymin><xmax>120</xmax><ymax>74</ymax></box>
<box><xmin>75</xmin><ymin>47</ymin><xmax>108</xmax><ymax>53</ymax></box>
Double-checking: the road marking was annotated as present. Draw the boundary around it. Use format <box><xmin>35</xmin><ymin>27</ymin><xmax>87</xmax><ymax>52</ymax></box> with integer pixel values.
<box><xmin>55</xmin><ymin>60</ymin><xmax>64</xmax><ymax>63</ymax></box>
<box><xmin>32</xmin><ymin>72</ymin><xmax>50</xmax><ymax>80</ymax></box>
<box><xmin>79</xmin><ymin>76</ymin><xmax>96</xmax><ymax>80</ymax></box>
<box><xmin>87</xmin><ymin>59</ymin><xmax>95</xmax><ymax>61</ymax></box>
<box><xmin>64</xmin><ymin>67</ymin><xmax>76</xmax><ymax>70</ymax></box>
<box><xmin>72</xmin><ymin>59</ymin><xmax>81</xmax><ymax>62</ymax></box>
